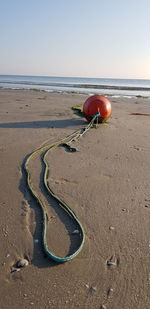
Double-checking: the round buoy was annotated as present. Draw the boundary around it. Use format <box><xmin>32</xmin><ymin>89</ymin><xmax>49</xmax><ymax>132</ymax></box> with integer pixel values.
<box><xmin>83</xmin><ymin>95</ymin><xmax>112</xmax><ymax>122</ymax></box>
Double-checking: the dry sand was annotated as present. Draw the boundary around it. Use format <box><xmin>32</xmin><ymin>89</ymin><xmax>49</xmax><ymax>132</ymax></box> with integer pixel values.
<box><xmin>0</xmin><ymin>89</ymin><xmax>150</xmax><ymax>309</ymax></box>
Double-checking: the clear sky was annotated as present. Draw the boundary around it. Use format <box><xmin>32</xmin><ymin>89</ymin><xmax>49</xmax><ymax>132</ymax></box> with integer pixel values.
<box><xmin>0</xmin><ymin>0</ymin><xmax>150</xmax><ymax>79</ymax></box>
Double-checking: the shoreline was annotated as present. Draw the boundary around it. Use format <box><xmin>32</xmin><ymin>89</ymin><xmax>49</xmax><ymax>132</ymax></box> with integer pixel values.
<box><xmin>1</xmin><ymin>75</ymin><xmax>150</xmax><ymax>97</ymax></box>
<box><xmin>1</xmin><ymin>86</ymin><xmax>150</xmax><ymax>98</ymax></box>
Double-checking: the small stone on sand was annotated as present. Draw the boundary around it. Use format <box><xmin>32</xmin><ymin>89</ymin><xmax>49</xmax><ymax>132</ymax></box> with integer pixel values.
<box><xmin>85</xmin><ymin>284</ymin><xmax>90</xmax><ymax>289</ymax></box>
<box><xmin>91</xmin><ymin>286</ymin><xmax>97</xmax><ymax>292</ymax></box>
<box><xmin>107</xmin><ymin>256</ymin><xmax>118</xmax><ymax>268</ymax></box>
<box><xmin>122</xmin><ymin>208</ymin><xmax>129</xmax><ymax>212</ymax></box>
<box><xmin>11</xmin><ymin>268</ymin><xmax>20</xmax><ymax>273</ymax></box>
<box><xmin>100</xmin><ymin>305</ymin><xmax>107</xmax><ymax>309</ymax></box>
<box><xmin>17</xmin><ymin>259</ymin><xmax>29</xmax><ymax>268</ymax></box>
<box><xmin>109</xmin><ymin>226</ymin><xmax>115</xmax><ymax>231</ymax></box>
<box><xmin>107</xmin><ymin>287</ymin><xmax>114</xmax><ymax>297</ymax></box>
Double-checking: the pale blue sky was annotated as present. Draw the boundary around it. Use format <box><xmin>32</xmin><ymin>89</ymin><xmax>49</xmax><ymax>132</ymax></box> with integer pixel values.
<box><xmin>0</xmin><ymin>0</ymin><xmax>150</xmax><ymax>78</ymax></box>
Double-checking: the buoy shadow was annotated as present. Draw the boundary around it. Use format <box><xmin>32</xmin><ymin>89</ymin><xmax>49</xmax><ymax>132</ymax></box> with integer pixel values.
<box><xmin>0</xmin><ymin>118</ymin><xmax>86</xmax><ymax>129</ymax></box>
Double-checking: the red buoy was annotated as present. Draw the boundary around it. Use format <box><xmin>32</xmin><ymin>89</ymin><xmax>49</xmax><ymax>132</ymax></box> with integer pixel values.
<box><xmin>83</xmin><ymin>95</ymin><xmax>112</xmax><ymax>122</ymax></box>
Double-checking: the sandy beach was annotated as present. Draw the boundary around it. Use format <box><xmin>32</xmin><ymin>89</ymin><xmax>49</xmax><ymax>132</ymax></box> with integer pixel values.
<box><xmin>0</xmin><ymin>89</ymin><xmax>150</xmax><ymax>309</ymax></box>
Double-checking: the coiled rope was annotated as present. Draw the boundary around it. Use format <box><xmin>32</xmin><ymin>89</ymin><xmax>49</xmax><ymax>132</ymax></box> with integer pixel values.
<box><xmin>24</xmin><ymin>113</ymin><xmax>99</xmax><ymax>263</ymax></box>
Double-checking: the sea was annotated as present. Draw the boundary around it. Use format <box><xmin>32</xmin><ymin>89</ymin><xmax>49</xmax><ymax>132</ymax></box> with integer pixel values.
<box><xmin>0</xmin><ymin>75</ymin><xmax>150</xmax><ymax>97</ymax></box>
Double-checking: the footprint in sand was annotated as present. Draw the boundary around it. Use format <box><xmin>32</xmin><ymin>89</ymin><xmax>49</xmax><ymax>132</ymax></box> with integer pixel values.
<box><xmin>144</xmin><ymin>204</ymin><xmax>150</xmax><ymax>209</ymax></box>
<box><xmin>50</xmin><ymin>178</ymin><xmax>78</xmax><ymax>185</ymax></box>
<box><xmin>0</xmin><ymin>147</ymin><xmax>6</xmax><ymax>152</ymax></box>
<box><xmin>106</xmin><ymin>255</ymin><xmax>120</xmax><ymax>268</ymax></box>
<box><xmin>21</xmin><ymin>200</ymin><xmax>33</xmax><ymax>237</ymax></box>
<box><xmin>107</xmin><ymin>287</ymin><xmax>114</xmax><ymax>298</ymax></box>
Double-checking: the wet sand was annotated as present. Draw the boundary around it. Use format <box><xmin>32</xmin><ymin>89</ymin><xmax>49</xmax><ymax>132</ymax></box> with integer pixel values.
<box><xmin>0</xmin><ymin>89</ymin><xmax>150</xmax><ymax>309</ymax></box>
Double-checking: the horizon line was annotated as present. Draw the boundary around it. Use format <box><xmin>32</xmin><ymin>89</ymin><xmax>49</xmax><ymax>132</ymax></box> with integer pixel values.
<box><xmin>0</xmin><ymin>74</ymin><xmax>150</xmax><ymax>81</ymax></box>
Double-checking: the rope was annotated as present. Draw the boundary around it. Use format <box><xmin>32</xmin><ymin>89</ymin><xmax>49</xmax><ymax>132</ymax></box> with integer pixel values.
<box><xmin>23</xmin><ymin>114</ymin><xmax>99</xmax><ymax>263</ymax></box>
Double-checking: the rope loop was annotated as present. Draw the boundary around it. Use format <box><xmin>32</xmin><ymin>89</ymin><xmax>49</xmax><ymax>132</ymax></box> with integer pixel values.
<box><xmin>24</xmin><ymin>115</ymin><xmax>97</xmax><ymax>263</ymax></box>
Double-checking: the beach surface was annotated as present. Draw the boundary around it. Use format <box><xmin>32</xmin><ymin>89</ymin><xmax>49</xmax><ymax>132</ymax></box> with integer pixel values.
<box><xmin>0</xmin><ymin>89</ymin><xmax>149</xmax><ymax>309</ymax></box>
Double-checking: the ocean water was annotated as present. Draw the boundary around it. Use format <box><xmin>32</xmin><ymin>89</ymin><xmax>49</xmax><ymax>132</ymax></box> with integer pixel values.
<box><xmin>0</xmin><ymin>75</ymin><xmax>150</xmax><ymax>97</ymax></box>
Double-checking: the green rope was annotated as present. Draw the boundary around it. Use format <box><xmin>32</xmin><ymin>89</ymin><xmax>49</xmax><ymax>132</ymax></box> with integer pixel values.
<box><xmin>24</xmin><ymin>115</ymin><xmax>98</xmax><ymax>263</ymax></box>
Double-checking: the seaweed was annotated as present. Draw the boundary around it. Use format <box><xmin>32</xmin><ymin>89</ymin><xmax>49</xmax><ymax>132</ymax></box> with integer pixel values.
<box><xmin>71</xmin><ymin>104</ymin><xmax>85</xmax><ymax>117</ymax></box>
